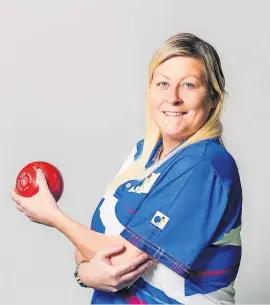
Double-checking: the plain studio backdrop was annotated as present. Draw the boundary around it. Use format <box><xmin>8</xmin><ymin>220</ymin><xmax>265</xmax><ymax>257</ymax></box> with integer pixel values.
<box><xmin>1</xmin><ymin>1</ymin><xmax>269</xmax><ymax>304</ymax></box>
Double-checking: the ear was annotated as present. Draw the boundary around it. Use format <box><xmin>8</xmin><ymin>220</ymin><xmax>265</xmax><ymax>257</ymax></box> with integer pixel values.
<box><xmin>206</xmin><ymin>99</ymin><xmax>217</xmax><ymax>121</ymax></box>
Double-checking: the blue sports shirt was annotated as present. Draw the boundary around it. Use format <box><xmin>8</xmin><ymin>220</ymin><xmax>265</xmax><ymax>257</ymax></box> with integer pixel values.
<box><xmin>90</xmin><ymin>137</ymin><xmax>242</xmax><ymax>304</ymax></box>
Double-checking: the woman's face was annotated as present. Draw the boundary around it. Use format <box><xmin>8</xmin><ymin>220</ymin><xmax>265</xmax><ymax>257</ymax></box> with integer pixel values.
<box><xmin>150</xmin><ymin>56</ymin><xmax>216</xmax><ymax>144</ymax></box>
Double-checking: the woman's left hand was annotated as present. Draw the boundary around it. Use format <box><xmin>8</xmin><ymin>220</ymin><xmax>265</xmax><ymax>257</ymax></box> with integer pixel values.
<box><xmin>78</xmin><ymin>245</ymin><xmax>154</xmax><ymax>292</ymax></box>
<box><xmin>11</xmin><ymin>169</ymin><xmax>60</xmax><ymax>227</ymax></box>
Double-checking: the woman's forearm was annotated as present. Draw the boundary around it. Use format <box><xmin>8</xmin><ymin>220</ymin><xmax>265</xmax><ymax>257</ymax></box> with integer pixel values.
<box><xmin>53</xmin><ymin>210</ymin><xmax>142</xmax><ymax>264</ymax></box>
<box><xmin>53</xmin><ymin>210</ymin><xmax>117</xmax><ymax>260</ymax></box>
<box><xmin>75</xmin><ymin>248</ymin><xmax>87</xmax><ymax>264</ymax></box>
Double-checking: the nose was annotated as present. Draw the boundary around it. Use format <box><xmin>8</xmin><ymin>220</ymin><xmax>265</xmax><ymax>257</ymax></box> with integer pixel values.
<box><xmin>166</xmin><ymin>86</ymin><xmax>183</xmax><ymax>105</ymax></box>
<box><xmin>169</xmin><ymin>100</ymin><xmax>183</xmax><ymax>106</ymax></box>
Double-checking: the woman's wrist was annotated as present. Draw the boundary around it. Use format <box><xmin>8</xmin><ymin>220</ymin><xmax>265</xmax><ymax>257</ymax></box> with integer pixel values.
<box><xmin>50</xmin><ymin>208</ymin><xmax>66</xmax><ymax>228</ymax></box>
<box><xmin>77</xmin><ymin>261</ymin><xmax>91</xmax><ymax>288</ymax></box>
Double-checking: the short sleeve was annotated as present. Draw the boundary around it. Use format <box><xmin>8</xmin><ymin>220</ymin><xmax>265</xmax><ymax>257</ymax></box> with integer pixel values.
<box><xmin>120</xmin><ymin>157</ymin><xmax>242</xmax><ymax>278</ymax></box>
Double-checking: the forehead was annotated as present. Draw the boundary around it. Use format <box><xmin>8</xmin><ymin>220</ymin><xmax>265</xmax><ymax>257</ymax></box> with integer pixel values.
<box><xmin>153</xmin><ymin>56</ymin><xmax>206</xmax><ymax>81</ymax></box>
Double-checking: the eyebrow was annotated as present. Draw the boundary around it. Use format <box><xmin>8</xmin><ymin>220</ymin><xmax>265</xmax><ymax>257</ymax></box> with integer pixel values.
<box><xmin>153</xmin><ymin>73</ymin><xmax>202</xmax><ymax>82</ymax></box>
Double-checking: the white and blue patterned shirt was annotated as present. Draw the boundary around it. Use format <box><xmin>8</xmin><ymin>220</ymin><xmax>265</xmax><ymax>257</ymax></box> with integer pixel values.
<box><xmin>90</xmin><ymin>137</ymin><xmax>242</xmax><ymax>304</ymax></box>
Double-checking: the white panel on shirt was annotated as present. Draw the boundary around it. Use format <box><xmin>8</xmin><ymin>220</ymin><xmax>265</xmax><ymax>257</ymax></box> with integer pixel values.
<box><xmin>114</xmin><ymin>144</ymin><xmax>138</xmax><ymax>180</ymax></box>
<box><xmin>141</xmin><ymin>262</ymin><xmax>236</xmax><ymax>304</ymax></box>
<box><xmin>99</xmin><ymin>141</ymin><xmax>160</xmax><ymax>237</ymax></box>
<box><xmin>184</xmin><ymin>281</ymin><xmax>236</xmax><ymax>305</ymax></box>
<box><xmin>128</xmin><ymin>172</ymin><xmax>161</xmax><ymax>194</ymax></box>
<box><xmin>99</xmin><ymin>143</ymin><xmax>138</xmax><ymax>235</ymax></box>
<box><xmin>99</xmin><ymin>189</ymin><xmax>125</xmax><ymax>235</ymax></box>
<box><xmin>213</xmin><ymin>225</ymin><xmax>242</xmax><ymax>247</ymax></box>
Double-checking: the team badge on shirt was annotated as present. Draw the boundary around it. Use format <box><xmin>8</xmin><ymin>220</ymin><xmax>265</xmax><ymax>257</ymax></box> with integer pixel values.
<box><xmin>151</xmin><ymin>211</ymin><xmax>170</xmax><ymax>230</ymax></box>
<box><xmin>128</xmin><ymin>172</ymin><xmax>161</xmax><ymax>194</ymax></box>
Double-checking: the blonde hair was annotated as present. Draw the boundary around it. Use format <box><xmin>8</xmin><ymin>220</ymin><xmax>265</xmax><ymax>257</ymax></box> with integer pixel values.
<box><xmin>109</xmin><ymin>33</ymin><xmax>226</xmax><ymax>190</ymax></box>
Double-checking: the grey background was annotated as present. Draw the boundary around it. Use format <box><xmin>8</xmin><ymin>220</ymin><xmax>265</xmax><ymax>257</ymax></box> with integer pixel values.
<box><xmin>1</xmin><ymin>1</ymin><xmax>269</xmax><ymax>304</ymax></box>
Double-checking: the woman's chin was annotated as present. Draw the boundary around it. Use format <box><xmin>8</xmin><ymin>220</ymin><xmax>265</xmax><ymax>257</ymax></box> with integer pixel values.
<box><xmin>161</xmin><ymin>130</ymin><xmax>188</xmax><ymax>142</ymax></box>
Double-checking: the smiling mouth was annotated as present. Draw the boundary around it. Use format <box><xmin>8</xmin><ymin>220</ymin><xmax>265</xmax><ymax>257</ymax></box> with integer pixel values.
<box><xmin>162</xmin><ymin>111</ymin><xmax>187</xmax><ymax>116</ymax></box>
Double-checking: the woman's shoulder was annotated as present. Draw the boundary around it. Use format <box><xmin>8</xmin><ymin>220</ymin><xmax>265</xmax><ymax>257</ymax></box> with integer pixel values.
<box><xmin>180</xmin><ymin>138</ymin><xmax>241</xmax><ymax>188</ymax></box>
<box><xmin>205</xmin><ymin>138</ymin><xmax>239</xmax><ymax>176</ymax></box>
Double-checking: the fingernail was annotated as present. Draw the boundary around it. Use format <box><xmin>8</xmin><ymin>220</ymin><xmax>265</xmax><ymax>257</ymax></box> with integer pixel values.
<box><xmin>147</xmin><ymin>261</ymin><xmax>154</xmax><ymax>267</ymax></box>
<box><xmin>37</xmin><ymin>169</ymin><xmax>44</xmax><ymax>179</ymax></box>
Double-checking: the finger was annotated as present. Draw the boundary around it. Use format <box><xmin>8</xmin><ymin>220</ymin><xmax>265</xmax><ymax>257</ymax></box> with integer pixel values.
<box><xmin>101</xmin><ymin>286</ymin><xmax>118</xmax><ymax>293</ymax></box>
<box><xmin>119</xmin><ymin>259</ymin><xmax>154</xmax><ymax>283</ymax></box>
<box><xmin>11</xmin><ymin>187</ymin><xmax>22</xmax><ymax>204</ymax></box>
<box><xmin>118</xmin><ymin>279</ymin><xmax>135</xmax><ymax>290</ymax></box>
<box><xmin>116</xmin><ymin>272</ymin><xmax>145</xmax><ymax>291</ymax></box>
<box><xmin>15</xmin><ymin>204</ymin><xmax>32</xmax><ymax>221</ymax></box>
<box><xmin>97</xmin><ymin>244</ymin><xmax>125</xmax><ymax>260</ymax></box>
<box><xmin>113</xmin><ymin>252</ymin><xmax>150</xmax><ymax>276</ymax></box>
<box><xmin>16</xmin><ymin>203</ymin><xmax>24</xmax><ymax>212</ymax></box>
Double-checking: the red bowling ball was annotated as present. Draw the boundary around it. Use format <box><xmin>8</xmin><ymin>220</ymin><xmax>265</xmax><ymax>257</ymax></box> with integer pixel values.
<box><xmin>15</xmin><ymin>161</ymin><xmax>64</xmax><ymax>202</ymax></box>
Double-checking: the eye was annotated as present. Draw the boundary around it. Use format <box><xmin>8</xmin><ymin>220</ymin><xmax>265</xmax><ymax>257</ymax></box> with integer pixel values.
<box><xmin>157</xmin><ymin>81</ymin><xmax>169</xmax><ymax>89</ymax></box>
<box><xmin>183</xmin><ymin>82</ymin><xmax>195</xmax><ymax>89</ymax></box>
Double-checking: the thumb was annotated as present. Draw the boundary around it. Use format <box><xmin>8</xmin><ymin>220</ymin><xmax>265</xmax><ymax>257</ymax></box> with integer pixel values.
<box><xmin>98</xmin><ymin>244</ymin><xmax>125</xmax><ymax>260</ymax></box>
<box><xmin>35</xmin><ymin>168</ymin><xmax>49</xmax><ymax>190</ymax></box>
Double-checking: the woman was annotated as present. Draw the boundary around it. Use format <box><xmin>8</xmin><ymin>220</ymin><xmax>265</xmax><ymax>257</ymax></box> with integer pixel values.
<box><xmin>11</xmin><ymin>32</ymin><xmax>242</xmax><ymax>304</ymax></box>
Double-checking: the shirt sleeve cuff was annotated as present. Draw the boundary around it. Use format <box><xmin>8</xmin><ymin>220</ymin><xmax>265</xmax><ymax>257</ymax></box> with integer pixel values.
<box><xmin>120</xmin><ymin>225</ymin><xmax>191</xmax><ymax>278</ymax></box>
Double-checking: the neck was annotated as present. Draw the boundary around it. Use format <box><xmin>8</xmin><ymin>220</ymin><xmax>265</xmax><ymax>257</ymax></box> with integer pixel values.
<box><xmin>161</xmin><ymin>135</ymin><xmax>189</xmax><ymax>158</ymax></box>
